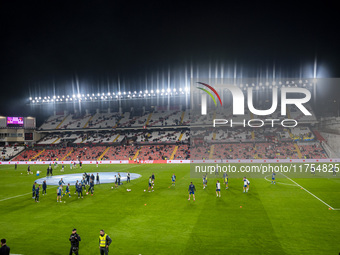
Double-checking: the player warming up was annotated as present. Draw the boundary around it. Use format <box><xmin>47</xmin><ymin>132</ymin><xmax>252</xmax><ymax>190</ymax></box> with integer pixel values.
<box><xmin>311</xmin><ymin>167</ymin><xmax>315</xmax><ymax>175</ymax></box>
<box><xmin>57</xmin><ymin>184</ymin><xmax>63</xmax><ymax>202</ymax></box>
<box><xmin>202</xmin><ymin>175</ymin><xmax>207</xmax><ymax>189</ymax></box>
<box><xmin>243</xmin><ymin>177</ymin><xmax>250</xmax><ymax>193</ymax></box>
<box><xmin>216</xmin><ymin>180</ymin><xmax>221</xmax><ymax>197</ymax></box>
<box><xmin>32</xmin><ymin>182</ymin><xmax>36</xmax><ymax>199</ymax></box>
<box><xmin>148</xmin><ymin>176</ymin><xmax>154</xmax><ymax>192</ymax></box>
<box><xmin>35</xmin><ymin>185</ymin><xmax>41</xmax><ymax>202</ymax></box>
<box><xmin>77</xmin><ymin>182</ymin><xmax>84</xmax><ymax>199</ymax></box>
<box><xmin>188</xmin><ymin>182</ymin><xmax>196</xmax><ymax>201</ymax></box>
<box><xmin>171</xmin><ymin>173</ymin><xmax>176</xmax><ymax>186</ymax></box>
<box><xmin>224</xmin><ymin>174</ymin><xmax>229</xmax><ymax>189</ymax></box>
<box><xmin>42</xmin><ymin>180</ymin><xmax>47</xmax><ymax>195</ymax></box>
<box><xmin>151</xmin><ymin>173</ymin><xmax>155</xmax><ymax>186</ymax></box>
<box><xmin>271</xmin><ymin>172</ymin><xmax>276</xmax><ymax>184</ymax></box>
<box><xmin>63</xmin><ymin>183</ymin><xmax>71</xmax><ymax>198</ymax></box>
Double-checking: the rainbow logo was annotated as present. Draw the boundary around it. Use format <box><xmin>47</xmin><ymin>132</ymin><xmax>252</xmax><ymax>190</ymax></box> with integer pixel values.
<box><xmin>196</xmin><ymin>82</ymin><xmax>223</xmax><ymax>106</ymax></box>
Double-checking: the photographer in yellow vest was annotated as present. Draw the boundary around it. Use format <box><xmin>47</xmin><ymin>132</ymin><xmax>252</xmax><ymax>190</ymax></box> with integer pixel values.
<box><xmin>99</xmin><ymin>230</ymin><xmax>112</xmax><ymax>255</ymax></box>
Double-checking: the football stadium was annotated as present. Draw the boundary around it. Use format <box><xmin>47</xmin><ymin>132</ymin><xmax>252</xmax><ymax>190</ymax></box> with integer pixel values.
<box><xmin>1</xmin><ymin>2</ymin><xmax>340</xmax><ymax>255</ymax></box>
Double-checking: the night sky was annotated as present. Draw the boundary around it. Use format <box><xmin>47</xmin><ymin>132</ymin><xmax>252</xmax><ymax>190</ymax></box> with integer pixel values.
<box><xmin>1</xmin><ymin>1</ymin><xmax>340</xmax><ymax>116</ymax></box>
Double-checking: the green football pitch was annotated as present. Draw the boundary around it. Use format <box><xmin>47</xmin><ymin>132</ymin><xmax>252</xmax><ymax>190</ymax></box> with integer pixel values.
<box><xmin>0</xmin><ymin>163</ymin><xmax>340</xmax><ymax>255</ymax></box>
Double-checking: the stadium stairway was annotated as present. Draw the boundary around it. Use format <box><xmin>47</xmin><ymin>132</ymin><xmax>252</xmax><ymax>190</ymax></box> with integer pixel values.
<box><xmin>56</xmin><ymin>115</ymin><xmax>69</xmax><ymax>129</ymax></box>
<box><xmin>80</xmin><ymin>136</ymin><xmax>87</xmax><ymax>144</ymax></box>
<box><xmin>52</xmin><ymin>137</ymin><xmax>61</xmax><ymax>144</ymax></box>
<box><xmin>180</xmin><ymin>111</ymin><xmax>185</xmax><ymax>124</ymax></box>
<box><xmin>31</xmin><ymin>149</ymin><xmax>45</xmax><ymax>160</ymax></box>
<box><xmin>83</xmin><ymin>115</ymin><xmax>94</xmax><ymax>128</ymax></box>
<box><xmin>287</xmin><ymin>106</ymin><xmax>292</xmax><ymax>119</ymax></box>
<box><xmin>294</xmin><ymin>144</ymin><xmax>303</xmax><ymax>159</ymax></box>
<box><xmin>114</xmin><ymin>113</ymin><xmax>124</xmax><ymax>128</ymax></box>
<box><xmin>313</xmin><ymin>130</ymin><xmax>326</xmax><ymax>142</ymax></box>
<box><xmin>209</xmin><ymin>145</ymin><xmax>215</xmax><ymax>159</ymax></box>
<box><xmin>249</xmin><ymin>113</ymin><xmax>256</xmax><ymax>139</ymax></box>
<box><xmin>112</xmin><ymin>134</ymin><xmax>120</xmax><ymax>142</ymax></box>
<box><xmin>97</xmin><ymin>147</ymin><xmax>110</xmax><ymax>161</ymax></box>
<box><xmin>208</xmin><ymin>119</ymin><xmax>217</xmax><ymax>159</ymax></box>
<box><xmin>132</xmin><ymin>148</ymin><xmax>141</xmax><ymax>160</ymax></box>
<box><xmin>170</xmin><ymin>146</ymin><xmax>178</xmax><ymax>160</ymax></box>
<box><xmin>170</xmin><ymin>132</ymin><xmax>185</xmax><ymax>159</ymax></box>
<box><xmin>145</xmin><ymin>113</ymin><xmax>153</xmax><ymax>126</ymax></box>
<box><xmin>61</xmin><ymin>149</ymin><xmax>74</xmax><ymax>161</ymax></box>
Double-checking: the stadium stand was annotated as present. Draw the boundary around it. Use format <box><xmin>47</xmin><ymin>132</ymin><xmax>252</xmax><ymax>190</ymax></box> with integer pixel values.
<box><xmin>5</xmin><ymin>102</ymin><xmax>330</xmax><ymax>161</ymax></box>
<box><xmin>0</xmin><ymin>146</ymin><xmax>25</xmax><ymax>160</ymax></box>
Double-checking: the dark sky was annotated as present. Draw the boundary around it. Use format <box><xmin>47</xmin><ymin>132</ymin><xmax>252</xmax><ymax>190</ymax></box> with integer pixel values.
<box><xmin>1</xmin><ymin>1</ymin><xmax>340</xmax><ymax>115</ymax></box>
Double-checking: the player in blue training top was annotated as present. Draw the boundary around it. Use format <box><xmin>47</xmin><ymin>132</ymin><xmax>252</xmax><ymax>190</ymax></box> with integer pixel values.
<box><xmin>114</xmin><ymin>175</ymin><xmax>118</xmax><ymax>189</ymax></box>
<box><xmin>81</xmin><ymin>178</ymin><xmax>86</xmax><ymax>191</ymax></box>
<box><xmin>42</xmin><ymin>180</ymin><xmax>47</xmax><ymax>195</ymax></box>
<box><xmin>57</xmin><ymin>184</ymin><xmax>63</xmax><ymax>202</ymax></box>
<box><xmin>88</xmin><ymin>180</ymin><xmax>94</xmax><ymax>196</ymax></box>
<box><xmin>216</xmin><ymin>180</ymin><xmax>221</xmax><ymax>197</ymax></box>
<box><xmin>77</xmin><ymin>182</ymin><xmax>84</xmax><ymax>199</ymax></box>
<box><xmin>188</xmin><ymin>182</ymin><xmax>196</xmax><ymax>201</ymax></box>
<box><xmin>311</xmin><ymin>166</ymin><xmax>315</xmax><ymax>175</ymax></box>
<box><xmin>63</xmin><ymin>183</ymin><xmax>71</xmax><ymax>198</ymax></box>
<box><xmin>202</xmin><ymin>175</ymin><xmax>207</xmax><ymax>189</ymax></box>
<box><xmin>96</xmin><ymin>173</ymin><xmax>100</xmax><ymax>184</ymax></box>
<box><xmin>35</xmin><ymin>185</ymin><xmax>41</xmax><ymax>202</ymax></box>
<box><xmin>117</xmin><ymin>172</ymin><xmax>121</xmax><ymax>186</ymax></box>
<box><xmin>171</xmin><ymin>173</ymin><xmax>176</xmax><ymax>186</ymax></box>
<box><xmin>151</xmin><ymin>173</ymin><xmax>155</xmax><ymax>185</ymax></box>
<box><xmin>59</xmin><ymin>178</ymin><xmax>65</xmax><ymax>187</ymax></box>
<box><xmin>271</xmin><ymin>172</ymin><xmax>276</xmax><ymax>184</ymax></box>
<box><xmin>333</xmin><ymin>166</ymin><xmax>337</xmax><ymax>176</ymax></box>
<box><xmin>61</xmin><ymin>164</ymin><xmax>65</xmax><ymax>172</ymax></box>
<box><xmin>224</xmin><ymin>174</ymin><xmax>229</xmax><ymax>189</ymax></box>
<box><xmin>32</xmin><ymin>182</ymin><xmax>36</xmax><ymax>199</ymax></box>
<box><xmin>74</xmin><ymin>180</ymin><xmax>79</xmax><ymax>194</ymax></box>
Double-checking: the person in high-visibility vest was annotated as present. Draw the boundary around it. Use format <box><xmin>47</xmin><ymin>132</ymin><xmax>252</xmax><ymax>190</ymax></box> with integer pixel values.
<box><xmin>99</xmin><ymin>230</ymin><xmax>112</xmax><ymax>255</ymax></box>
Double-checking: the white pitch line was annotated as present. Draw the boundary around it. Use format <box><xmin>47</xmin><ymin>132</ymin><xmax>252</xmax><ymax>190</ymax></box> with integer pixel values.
<box><xmin>280</xmin><ymin>173</ymin><xmax>338</xmax><ymax>210</ymax></box>
<box><xmin>263</xmin><ymin>175</ymin><xmax>297</xmax><ymax>186</ymax></box>
<box><xmin>0</xmin><ymin>192</ymin><xmax>33</xmax><ymax>202</ymax></box>
<box><xmin>0</xmin><ymin>187</ymin><xmax>54</xmax><ymax>202</ymax></box>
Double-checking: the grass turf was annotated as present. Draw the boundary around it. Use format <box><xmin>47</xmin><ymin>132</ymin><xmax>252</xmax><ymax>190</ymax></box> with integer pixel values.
<box><xmin>0</xmin><ymin>163</ymin><xmax>340</xmax><ymax>254</ymax></box>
